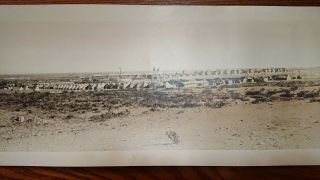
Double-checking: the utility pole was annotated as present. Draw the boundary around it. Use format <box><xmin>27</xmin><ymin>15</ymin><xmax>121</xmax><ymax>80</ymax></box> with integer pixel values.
<box><xmin>117</xmin><ymin>67</ymin><xmax>122</xmax><ymax>84</ymax></box>
<box><xmin>202</xmin><ymin>71</ymin><xmax>205</xmax><ymax>89</ymax></box>
<box><xmin>152</xmin><ymin>67</ymin><xmax>155</xmax><ymax>83</ymax></box>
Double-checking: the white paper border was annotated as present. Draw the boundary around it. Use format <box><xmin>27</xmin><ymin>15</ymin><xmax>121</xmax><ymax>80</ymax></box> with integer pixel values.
<box><xmin>0</xmin><ymin>149</ymin><xmax>320</xmax><ymax>166</ymax></box>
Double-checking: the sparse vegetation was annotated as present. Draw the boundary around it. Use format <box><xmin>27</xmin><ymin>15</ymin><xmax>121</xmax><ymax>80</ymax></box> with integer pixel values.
<box><xmin>0</xmin><ymin>71</ymin><xmax>320</xmax><ymax>151</ymax></box>
<box><xmin>89</xmin><ymin>109</ymin><xmax>130</xmax><ymax>122</ymax></box>
<box><xmin>245</xmin><ymin>90</ymin><xmax>262</xmax><ymax>96</ymax></box>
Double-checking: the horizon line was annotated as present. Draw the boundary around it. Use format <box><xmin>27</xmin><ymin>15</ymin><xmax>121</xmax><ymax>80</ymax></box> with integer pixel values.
<box><xmin>0</xmin><ymin>66</ymin><xmax>319</xmax><ymax>76</ymax></box>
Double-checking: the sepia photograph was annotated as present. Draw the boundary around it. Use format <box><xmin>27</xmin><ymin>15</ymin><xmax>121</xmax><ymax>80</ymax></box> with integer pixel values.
<box><xmin>0</xmin><ymin>5</ymin><xmax>320</xmax><ymax>165</ymax></box>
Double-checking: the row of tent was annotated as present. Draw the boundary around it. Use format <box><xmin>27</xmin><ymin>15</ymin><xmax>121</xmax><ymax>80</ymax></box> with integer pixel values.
<box><xmin>6</xmin><ymin>74</ymin><xmax>296</xmax><ymax>92</ymax></box>
<box><xmin>188</xmin><ymin>68</ymin><xmax>287</xmax><ymax>76</ymax></box>
<box><xmin>37</xmin><ymin>81</ymin><xmax>153</xmax><ymax>91</ymax></box>
<box><xmin>37</xmin><ymin>77</ymin><xmax>250</xmax><ymax>91</ymax></box>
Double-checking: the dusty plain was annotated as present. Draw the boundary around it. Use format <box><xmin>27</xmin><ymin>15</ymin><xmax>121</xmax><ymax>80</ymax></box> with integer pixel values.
<box><xmin>0</xmin><ymin>81</ymin><xmax>320</xmax><ymax>151</ymax></box>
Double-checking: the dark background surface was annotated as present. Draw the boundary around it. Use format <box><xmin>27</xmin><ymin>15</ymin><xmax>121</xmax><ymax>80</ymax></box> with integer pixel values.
<box><xmin>0</xmin><ymin>0</ymin><xmax>320</xmax><ymax>179</ymax></box>
<box><xmin>1</xmin><ymin>166</ymin><xmax>320</xmax><ymax>179</ymax></box>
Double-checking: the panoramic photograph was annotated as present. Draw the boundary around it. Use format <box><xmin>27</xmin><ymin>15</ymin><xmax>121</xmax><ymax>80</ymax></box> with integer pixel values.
<box><xmin>0</xmin><ymin>6</ymin><xmax>320</xmax><ymax>152</ymax></box>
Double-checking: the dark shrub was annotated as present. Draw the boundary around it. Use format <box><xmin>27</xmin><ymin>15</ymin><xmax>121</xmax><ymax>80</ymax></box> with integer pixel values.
<box><xmin>65</xmin><ymin>115</ymin><xmax>74</xmax><ymax>119</ymax></box>
<box><xmin>182</xmin><ymin>103</ymin><xmax>200</xmax><ymax>108</ymax></box>
<box><xmin>290</xmin><ymin>86</ymin><xmax>299</xmax><ymax>91</ymax></box>
<box><xmin>297</xmin><ymin>91</ymin><xmax>319</xmax><ymax>98</ymax></box>
<box><xmin>245</xmin><ymin>90</ymin><xmax>261</xmax><ymax>96</ymax></box>
<box><xmin>204</xmin><ymin>101</ymin><xmax>226</xmax><ymax>108</ymax></box>
<box><xmin>310</xmin><ymin>98</ymin><xmax>320</xmax><ymax>103</ymax></box>
<box><xmin>304</xmin><ymin>92</ymin><xmax>319</xmax><ymax>98</ymax></box>
<box><xmin>280</xmin><ymin>92</ymin><xmax>294</xmax><ymax>98</ymax></box>
<box><xmin>297</xmin><ymin>91</ymin><xmax>306</xmax><ymax>97</ymax></box>
<box><xmin>266</xmin><ymin>90</ymin><xmax>277</xmax><ymax>97</ymax></box>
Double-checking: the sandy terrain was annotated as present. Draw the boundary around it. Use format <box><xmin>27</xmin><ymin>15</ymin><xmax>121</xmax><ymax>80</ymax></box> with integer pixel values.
<box><xmin>0</xmin><ymin>82</ymin><xmax>320</xmax><ymax>151</ymax></box>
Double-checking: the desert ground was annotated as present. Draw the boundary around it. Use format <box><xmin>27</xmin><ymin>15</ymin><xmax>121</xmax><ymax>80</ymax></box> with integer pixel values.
<box><xmin>0</xmin><ymin>81</ymin><xmax>320</xmax><ymax>151</ymax></box>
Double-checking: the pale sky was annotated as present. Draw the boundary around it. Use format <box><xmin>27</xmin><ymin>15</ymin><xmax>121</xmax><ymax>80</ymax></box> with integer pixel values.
<box><xmin>0</xmin><ymin>5</ymin><xmax>320</xmax><ymax>74</ymax></box>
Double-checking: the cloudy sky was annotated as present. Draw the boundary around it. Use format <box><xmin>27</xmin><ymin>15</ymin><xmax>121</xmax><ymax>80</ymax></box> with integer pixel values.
<box><xmin>0</xmin><ymin>5</ymin><xmax>320</xmax><ymax>74</ymax></box>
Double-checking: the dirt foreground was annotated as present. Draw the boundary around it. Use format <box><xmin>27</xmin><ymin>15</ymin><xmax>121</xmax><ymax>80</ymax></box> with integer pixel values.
<box><xmin>1</xmin><ymin>100</ymin><xmax>320</xmax><ymax>151</ymax></box>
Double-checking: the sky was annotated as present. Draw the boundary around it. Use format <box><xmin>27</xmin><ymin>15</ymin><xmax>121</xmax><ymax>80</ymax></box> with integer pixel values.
<box><xmin>0</xmin><ymin>5</ymin><xmax>320</xmax><ymax>74</ymax></box>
